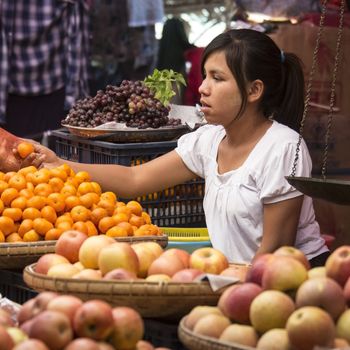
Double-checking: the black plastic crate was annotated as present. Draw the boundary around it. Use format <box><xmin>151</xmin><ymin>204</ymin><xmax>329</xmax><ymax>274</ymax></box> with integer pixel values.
<box><xmin>0</xmin><ymin>270</ymin><xmax>37</xmax><ymax>304</ymax></box>
<box><xmin>49</xmin><ymin>129</ymin><xmax>205</xmax><ymax>227</ymax></box>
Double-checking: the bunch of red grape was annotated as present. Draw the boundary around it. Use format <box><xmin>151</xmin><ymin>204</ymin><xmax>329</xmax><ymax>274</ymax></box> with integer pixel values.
<box><xmin>62</xmin><ymin>80</ymin><xmax>182</xmax><ymax>129</ymax></box>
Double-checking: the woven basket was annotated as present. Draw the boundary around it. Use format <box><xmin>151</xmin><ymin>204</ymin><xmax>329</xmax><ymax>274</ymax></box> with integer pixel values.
<box><xmin>178</xmin><ymin>316</ymin><xmax>255</xmax><ymax>350</ymax></box>
<box><xmin>0</xmin><ymin>235</ymin><xmax>168</xmax><ymax>270</ymax></box>
<box><xmin>23</xmin><ymin>263</ymin><xmax>222</xmax><ymax>320</ymax></box>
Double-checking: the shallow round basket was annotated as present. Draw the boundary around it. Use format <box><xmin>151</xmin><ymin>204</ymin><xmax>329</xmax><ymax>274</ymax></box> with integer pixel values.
<box><xmin>23</xmin><ymin>264</ymin><xmax>222</xmax><ymax>320</ymax></box>
<box><xmin>178</xmin><ymin>316</ymin><xmax>255</xmax><ymax>350</ymax></box>
<box><xmin>0</xmin><ymin>235</ymin><xmax>167</xmax><ymax>270</ymax></box>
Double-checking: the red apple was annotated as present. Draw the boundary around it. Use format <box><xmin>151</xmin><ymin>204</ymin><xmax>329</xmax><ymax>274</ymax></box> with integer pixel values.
<box><xmin>295</xmin><ymin>277</ymin><xmax>346</xmax><ymax>320</ymax></box>
<box><xmin>131</xmin><ymin>243</ymin><xmax>158</xmax><ymax>278</ymax></box>
<box><xmin>20</xmin><ymin>319</ymin><xmax>34</xmax><ymax>336</ymax></box>
<box><xmin>55</xmin><ymin>230</ymin><xmax>88</xmax><ymax>263</ymax></box>
<box><xmin>336</xmin><ymin>309</ymin><xmax>350</xmax><ymax>343</ymax></box>
<box><xmin>218</xmin><ymin>282</ymin><xmax>262</xmax><ymax>324</ymax></box>
<box><xmin>192</xmin><ymin>313</ymin><xmax>231</xmax><ymax>339</ymax></box>
<box><xmin>185</xmin><ymin>306</ymin><xmax>224</xmax><ymax>331</ymax></box>
<box><xmin>147</xmin><ymin>254</ymin><xmax>185</xmax><ymax>277</ymax></box>
<box><xmin>250</xmin><ymin>290</ymin><xmax>295</xmax><ymax>333</ymax></box>
<box><xmin>219</xmin><ymin>324</ymin><xmax>258</xmax><ymax>347</ymax></box>
<box><xmin>256</xmin><ymin>328</ymin><xmax>292</xmax><ymax>350</ymax></box>
<box><xmin>13</xmin><ymin>339</ymin><xmax>49</xmax><ymax>350</ymax></box>
<box><xmin>334</xmin><ymin>338</ymin><xmax>350</xmax><ymax>349</ymax></box>
<box><xmin>171</xmin><ymin>268</ymin><xmax>204</xmax><ymax>282</ymax></box>
<box><xmin>326</xmin><ymin>245</ymin><xmax>350</xmax><ymax>286</ymax></box>
<box><xmin>189</xmin><ymin>247</ymin><xmax>229</xmax><ymax>274</ymax></box>
<box><xmin>47</xmin><ymin>295</ymin><xmax>83</xmax><ymax>326</ymax></box>
<box><xmin>286</xmin><ymin>306</ymin><xmax>336</xmax><ymax>350</ymax></box>
<box><xmin>220</xmin><ymin>264</ymin><xmax>250</xmax><ymax>282</ymax></box>
<box><xmin>273</xmin><ymin>245</ymin><xmax>311</xmax><ymax>269</ymax></box>
<box><xmin>245</xmin><ymin>253</ymin><xmax>276</xmax><ymax>285</ymax></box>
<box><xmin>0</xmin><ymin>308</ymin><xmax>14</xmax><ymax>327</ymax></box>
<box><xmin>35</xmin><ymin>253</ymin><xmax>70</xmax><ymax>275</ymax></box>
<box><xmin>162</xmin><ymin>249</ymin><xmax>191</xmax><ymax>268</ymax></box>
<box><xmin>98</xmin><ymin>242</ymin><xmax>139</xmax><ymax>276</ymax></box>
<box><xmin>64</xmin><ymin>338</ymin><xmax>100</xmax><ymax>350</ymax></box>
<box><xmin>73</xmin><ymin>300</ymin><xmax>114</xmax><ymax>341</ymax></box>
<box><xmin>0</xmin><ymin>325</ymin><xmax>15</xmax><ymax>350</ymax></box>
<box><xmin>29</xmin><ymin>310</ymin><xmax>73</xmax><ymax>350</ymax></box>
<box><xmin>72</xmin><ymin>269</ymin><xmax>102</xmax><ymax>280</ymax></box>
<box><xmin>107</xmin><ymin>307</ymin><xmax>144</xmax><ymax>350</ymax></box>
<box><xmin>103</xmin><ymin>268</ymin><xmax>138</xmax><ymax>281</ymax></box>
<box><xmin>262</xmin><ymin>255</ymin><xmax>308</xmax><ymax>293</ymax></box>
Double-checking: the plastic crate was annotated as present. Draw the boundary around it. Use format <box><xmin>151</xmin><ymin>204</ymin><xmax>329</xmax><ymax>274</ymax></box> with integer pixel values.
<box><xmin>0</xmin><ymin>270</ymin><xmax>37</xmax><ymax>305</ymax></box>
<box><xmin>162</xmin><ymin>227</ymin><xmax>212</xmax><ymax>253</ymax></box>
<box><xmin>50</xmin><ymin>129</ymin><xmax>206</xmax><ymax>227</ymax></box>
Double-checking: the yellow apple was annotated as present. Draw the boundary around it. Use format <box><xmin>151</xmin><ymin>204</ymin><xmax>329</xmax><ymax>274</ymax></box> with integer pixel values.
<box><xmin>190</xmin><ymin>247</ymin><xmax>229</xmax><ymax>274</ymax></box>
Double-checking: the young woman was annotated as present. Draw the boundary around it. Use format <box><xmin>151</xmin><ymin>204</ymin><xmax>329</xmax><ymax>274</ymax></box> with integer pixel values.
<box><xmin>35</xmin><ymin>29</ymin><xmax>329</xmax><ymax>266</ymax></box>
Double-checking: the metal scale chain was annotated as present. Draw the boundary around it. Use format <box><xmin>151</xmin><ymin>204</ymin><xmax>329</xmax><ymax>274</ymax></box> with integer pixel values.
<box><xmin>290</xmin><ymin>0</ymin><xmax>345</xmax><ymax>178</ymax></box>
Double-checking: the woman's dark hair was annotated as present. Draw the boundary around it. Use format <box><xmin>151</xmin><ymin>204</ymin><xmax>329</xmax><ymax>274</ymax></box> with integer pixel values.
<box><xmin>201</xmin><ymin>29</ymin><xmax>305</xmax><ymax>131</ymax></box>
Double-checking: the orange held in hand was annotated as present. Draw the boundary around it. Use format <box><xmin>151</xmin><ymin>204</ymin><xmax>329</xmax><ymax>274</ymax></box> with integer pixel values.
<box><xmin>17</xmin><ymin>141</ymin><xmax>35</xmax><ymax>158</ymax></box>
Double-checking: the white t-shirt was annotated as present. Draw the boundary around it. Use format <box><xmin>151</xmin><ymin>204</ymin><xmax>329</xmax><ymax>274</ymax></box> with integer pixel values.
<box><xmin>175</xmin><ymin>121</ymin><xmax>328</xmax><ymax>263</ymax></box>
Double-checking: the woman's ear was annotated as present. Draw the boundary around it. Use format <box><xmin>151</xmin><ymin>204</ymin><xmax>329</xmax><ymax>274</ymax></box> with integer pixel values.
<box><xmin>247</xmin><ymin>80</ymin><xmax>264</xmax><ymax>102</ymax></box>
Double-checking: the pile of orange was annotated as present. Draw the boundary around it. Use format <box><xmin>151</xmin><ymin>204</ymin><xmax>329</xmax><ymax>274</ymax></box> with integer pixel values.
<box><xmin>0</xmin><ymin>164</ymin><xmax>162</xmax><ymax>243</ymax></box>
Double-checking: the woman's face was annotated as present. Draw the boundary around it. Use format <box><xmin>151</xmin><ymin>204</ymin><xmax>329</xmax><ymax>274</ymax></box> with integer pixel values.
<box><xmin>198</xmin><ymin>51</ymin><xmax>243</xmax><ymax>127</ymax></box>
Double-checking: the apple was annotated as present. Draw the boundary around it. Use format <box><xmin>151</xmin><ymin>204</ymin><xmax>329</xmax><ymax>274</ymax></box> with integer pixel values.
<box><xmin>73</xmin><ymin>269</ymin><xmax>102</xmax><ymax>280</ymax></box>
<box><xmin>98</xmin><ymin>242</ymin><xmax>139</xmax><ymax>276</ymax></box>
<box><xmin>145</xmin><ymin>274</ymin><xmax>172</xmax><ymax>282</ymax></box>
<box><xmin>192</xmin><ymin>313</ymin><xmax>231</xmax><ymax>338</ymax></box>
<box><xmin>334</xmin><ymin>337</ymin><xmax>350</xmax><ymax>348</ymax></box>
<box><xmin>250</xmin><ymin>290</ymin><xmax>295</xmax><ymax>333</ymax></box>
<box><xmin>19</xmin><ymin>319</ymin><xmax>34</xmax><ymax>336</ymax></box>
<box><xmin>47</xmin><ymin>263</ymin><xmax>81</xmax><ymax>278</ymax></box>
<box><xmin>0</xmin><ymin>325</ymin><xmax>15</xmax><ymax>350</ymax></box>
<box><xmin>134</xmin><ymin>242</ymin><xmax>163</xmax><ymax>259</ymax></box>
<box><xmin>162</xmin><ymin>248</ymin><xmax>191</xmax><ymax>268</ymax></box>
<box><xmin>218</xmin><ymin>282</ymin><xmax>262</xmax><ymax>324</ymax></box>
<box><xmin>245</xmin><ymin>253</ymin><xmax>276</xmax><ymax>285</ymax></box>
<box><xmin>55</xmin><ymin>230</ymin><xmax>88</xmax><ymax>263</ymax></box>
<box><xmin>135</xmin><ymin>340</ymin><xmax>155</xmax><ymax>350</ymax></box>
<box><xmin>0</xmin><ymin>308</ymin><xmax>15</xmax><ymax>327</ymax></box>
<box><xmin>29</xmin><ymin>310</ymin><xmax>73</xmax><ymax>350</ymax></box>
<box><xmin>336</xmin><ymin>309</ymin><xmax>350</xmax><ymax>343</ymax></box>
<box><xmin>219</xmin><ymin>324</ymin><xmax>258</xmax><ymax>347</ymax></box>
<box><xmin>107</xmin><ymin>307</ymin><xmax>144</xmax><ymax>350</ymax></box>
<box><xmin>325</xmin><ymin>245</ymin><xmax>350</xmax><ymax>286</ymax></box>
<box><xmin>171</xmin><ymin>268</ymin><xmax>204</xmax><ymax>282</ymax></box>
<box><xmin>286</xmin><ymin>306</ymin><xmax>336</xmax><ymax>350</ymax></box>
<box><xmin>97</xmin><ymin>342</ymin><xmax>115</xmax><ymax>350</ymax></box>
<box><xmin>256</xmin><ymin>328</ymin><xmax>292</xmax><ymax>350</ymax></box>
<box><xmin>273</xmin><ymin>245</ymin><xmax>311</xmax><ymax>269</ymax></box>
<box><xmin>79</xmin><ymin>235</ymin><xmax>115</xmax><ymax>269</ymax></box>
<box><xmin>220</xmin><ymin>264</ymin><xmax>250</xmax><ymax>282</ymax></box>
<box><xmin>295</xmin><ymin>277</ymin><xmax>346</xmax><ymax>320</ymax></box>
<box><xmin>308</xmin><ymin>266</ymin><xmax>326</xmax><ymax>279</ymax></box>
<box><xmin>103</xmin><ymin>268</ymin><xmax>138</xmax><ymax>280</ymax></box>
<box><xmin>131</xmin><ymin>243</ymin><xmax>159</xmax><ymax>278</ymax></box>
<box><xmin>64</xmin><ymin>338</ymin><xmax>100</xmax><ymax>350</ymax></box>
<box><xmin>147</xmin><ymin>254</ymin><xmax>185</xmax><ymax>277</ymax></box>
<box><xmin>47</xmin><ymin>295</ymin><xmax>83</xmax><ymax>325</ymax></box>
<box><xmin>12</xmin><ymin>339</ymin><xmax>49</xmax><ymax>350</ymax></box>
<box><xmin>73</xmin><ymin>300</ymin><xmax>114</xmax><ymax>341</ymax></box>
<box><xmin>262</xmin><ymin>255</ymin><xmax>308</xmax><ymax>293</ymax></box>
<box><xmin>7</xmin><ymin>327</ymin><xmax>28</xmax><ymax>345</ymax></box>
<box><xmin>35</xmin><ymin>253</ymin><xmax>70</xmax><ymax>275</ymax></box>
<box><xmin>73</xmin><ymin>261</ymin><xmax>85</xmax><ymax>271</ymax></box>
<box><xmin>185</xmin><ymin>306</ymin><xmax>224</xmax><ymax>331</ymax></box>
<box><xmin>343</xmin><ymin>276</ymin><xmax>350</xmax><ymax>305</ymax></box>
<box><xmin>190</xmin><ymin>247</ymin><xmax>229</xmax><ymax>274</ymax></box>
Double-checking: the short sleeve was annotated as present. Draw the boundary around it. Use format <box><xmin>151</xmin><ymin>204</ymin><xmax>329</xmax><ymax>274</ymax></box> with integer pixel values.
<box><xmin>257</xmin><ymin>139</ymin><xmax>312</xmax><ymax>204</ymax></box>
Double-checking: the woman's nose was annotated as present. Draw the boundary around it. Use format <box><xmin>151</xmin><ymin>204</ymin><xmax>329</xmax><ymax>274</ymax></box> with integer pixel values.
<box><xmin>198</xmin><ymin>79</ymin><xmax>208</xmax><ymax>95</ymax></box>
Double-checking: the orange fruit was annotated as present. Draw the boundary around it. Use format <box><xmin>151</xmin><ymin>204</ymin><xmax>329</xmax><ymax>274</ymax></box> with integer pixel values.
<box><xmin>23</xmin><ymin>229</ymin><xmax>40</xmax><ymax>242</ymax></box>
<box><xmin>26</xmin><ymin>182</ymin><xmax>35</xmax><ymax>192</ymax></box>
<box><xmin>6</xmin><ymin>232</ymin><xmax>23</xmax><ymax>243</ymax></box>
<box><xmin>55</xmin><ymin>214</ymin><xmax>74</xmax><ymax>227</ymax></box>
<box><xmin>0</xmin><ymin>230</ymin><xmax>4</xmax><ymax>242</ymax></box>
<box><xmin>134</xmin><ymin>224</ymin><xmax>158</xmax><ymax>236</ymax></box>
<box><xmin>141</xmin><ymin>212</ymin><xmax>152</xmax><ymax>224</ymax></box>
<box><xmin>33</xmin><ymin>218</ymin><xmax>54</xmax><ymax>236</ymax></box>
<box><xmin>116</xmin><ymin>221</ymin><xmax>134</xmax><ymax>236</ymax></box>
<box><xmin>8</xmin><ymin>174</ymin><xmax>27</xmax><ymax>191</ymax></box>
<box><xmin>126</xmin><ymin>200</ymin><xmax>143</xmax><ymax>216</ymax></box>
<box><xmin>100</xmin><ymin>191</ymin><xmax>117</xmax><ymax>204</ymax></box>
<box><xmin>0</xmin><ymin>172</ymin><xmax>4</xmax><ymax>181</ymax></box>
<box><xmin>65</xmin><ymin>177</ymin><xmax>79</xmax><ymax>188</ymax></box>
<box><xmin>129</xmin><ymin>214</ymin><xmax>145</xmax><ymax>228</ymax></box>
<box><xmin>90</xmin><ymin>182</ymin><xmax>102</xmax><ymax>195</ymax></box>
<box><xmin>18</xmin><ymin>219</ymin><xmax>34</xmax><ymax>237</ymax></box>
<box><xmin>113</xmin><ymin>206</ymin><xmax>132</xmax><ymax>219</ymax></box>
<box><xmin>97</xmin><ymin>199</ymin><xmax>115</xmax><ymax>216</ymax></box>
<box><xmin>0</xmin><ymin>180</ymin><xmax>9</xmax><ymax>195</ymax></box>
<box><xmin>22</xmin><ymin>207</ymin><xmax>41</xmax><ymax>220</ymax></box>
<box><xmin>41</xmin><ymin>206</ymin><xmax>57</xmax><ymax>224</ymax></box>
<box><xmin>0</xmin><ymin>199</ymin><xmax>4</xmax><ymax>215</ymax></box>
<box><xmin>70</xmin><ymin>205</ymin><xmax>90</xmax><ymax>222</ymax></box>
<box><xmin>72</xmin><ymin>221</ymin><xmax>89</xmax><ymax>234</ymax></box>
<box><xmin>85</xmin><ymin>220</ymin><xmax>98</xmax><ymax>236</ymax></box>
<box><xmin>2</xmin><ymin>208</ymin><xmax>23</xmax><ymax>222</ymax></box>
<box><xmin>106</xmin><ymin>226</ymin><xmax>128</xmax><ymax>238</ymax></box>
<box><xmin>48</xmin><ymin>177</ymin><xmax>65</xmax><ymax>192</ymax></box>
<box><xmin>49</xmin><ymin>168</ymin><xmax>68</xmax><ymax>181</ymax></box>
<box><xmin>55</xmin><ymin>220</ymin><xmax>72</xmax><ymax>232</ymax></box>
<box><xmin>90</xmin><ymin>207</ymin><xmax>108</xmax><ymax>226</ymax></box>
<box><xmin>1</xmin><ymin>188</ymin><xmax>19</xmax><ymax>206</ymax></box>
<box><xmin>27</xmin><ymin>195</ymin><xmax>46</xmax><ymax>210</ymax></box>
<box><xmin>79</xmin><ymin>192</ymin><xmax>99</xmax><ymax>209</ymax></box>
<box><xmin>77</xmin><ymin>182</ymin><xmax>94</xmax><ymax>196</ymax></box>
<box><xmin>11</xmin><ymin>196</ymin><xmax>27</xmax><ymax>210</ymax></box>
<box><xmin>45</xmin><ymin>228</ymin><xmax>63</xmax><ymax>241</ymax></box>
<box><xmin>34</xmin><ymin>183</ymin><xmax>53</xmax><ymax>197</ymax></box>
<box><xmin>116</xmin><ymin>201</ymin><xmax>126</xmax><ymax>208</ymax></box>
<box><xmin>47</xmin><ymin>193</ymin><xmax>66</xmax><ymax>213</ymax></box>
<box><xmin>0</xmin><ymin>216</ymin><xmax>15</xmax><ymax>236</ymax></box>
<box><xmin>4</xmin><ymin>172</ymin><xmax>17</xmax><ymax>182</ymax></box>
<box><xmin>65</xmin><ymin>195</ymin><xmax>82</xmax><ymax>211</ymax></box>
<box><xmin>18</xmin><ymin>166</ymin><xmax>37</xmax><ymax>177</ymax></box>
<box><xmin>98</xmin><ymin>216</ymin><xmax>115</xmax><ymax>234</ymax></box>
<box><xmin>19</xmin><ymin>188</ymin><xmax>33</xmax><ymax>199</ymax></box>
<box><xmin>56</xmin><ymin>164</ymin><xmax>72</xmax><ymax>177</ymax></box>
<box><xmin>112</xmin><ymin>212</ymin><xmax>129</xmax><ymax>225</ymax></box>
<box><xmin>17</xmin><ymin>142</ymin><xmax>34</xmax><ymax>158</ymax></box>
<box><xmin>61</xmin><ymin>184</ymin><xmax>77</xmax><ymax>197</ymax></box>
<box><xmin>26</xmin><ymin>169</ymin><xmax>50</xmax><ymax>185</ymax></box>
<box><xmin>75</xmin><ymin>171</ymin><xmax>91</xmax><ymax>184</ymax></box>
